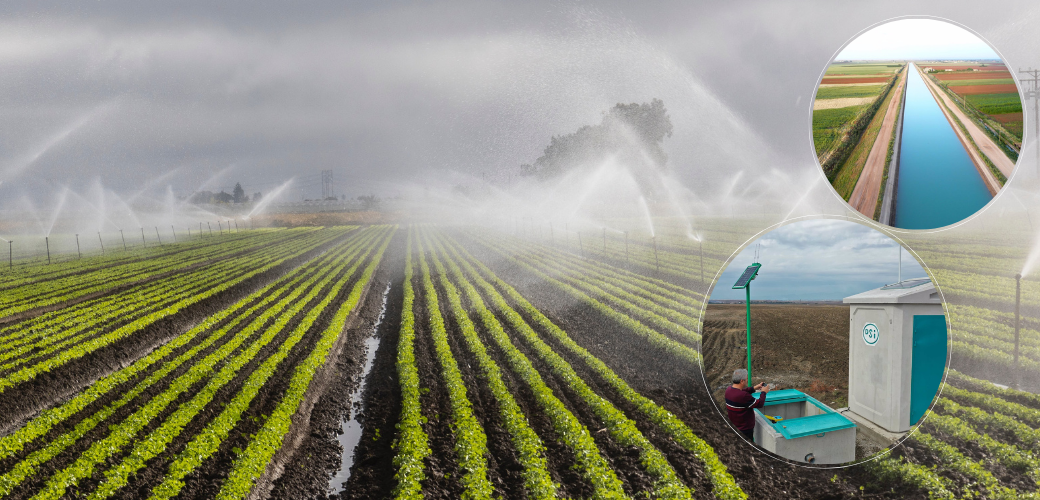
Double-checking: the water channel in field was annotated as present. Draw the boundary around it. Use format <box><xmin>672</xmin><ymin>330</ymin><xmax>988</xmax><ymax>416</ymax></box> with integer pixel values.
<box><xmin>894</xmin><ymin>64</ymin><xmax>993</xmax><ymax>229</ymax></box>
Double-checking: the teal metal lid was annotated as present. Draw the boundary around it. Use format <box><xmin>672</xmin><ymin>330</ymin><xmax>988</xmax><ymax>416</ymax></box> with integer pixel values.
<box><xmin>753</xmin><ymin>389</ymin><xmax>806</xmax><ymax>405</ymax></box>
<box><xmin>773</xmin><ymin>412</ymin><xmax>856</xmax><ymax>439</ymax></box>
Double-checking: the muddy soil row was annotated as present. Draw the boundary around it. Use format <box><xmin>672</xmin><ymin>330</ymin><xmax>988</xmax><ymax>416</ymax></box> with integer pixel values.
<box><xmin>2</xmin><ymin>234</ymin><xmax>373</xmax><ymax>499</ymax></box>
<box><xmin>0</xmin><ymin>228</ymin><xmax>356</xmax><ymax>436</ymax></box>
<box><xmin>269</xmin><ymin>229</ymin><xmax>404</xmax><ymax>500</ymax></box>
<box><xmin>462</xmin><ymin>235</ymin><xmax>908</xmax><ymax>499</ymax></box>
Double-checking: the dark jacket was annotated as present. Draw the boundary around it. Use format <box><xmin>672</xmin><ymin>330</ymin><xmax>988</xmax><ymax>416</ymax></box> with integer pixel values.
<box><xmin>725</xmin><ymin>386</ymin><xmax>765</xmax><ymax>431</ymax></box>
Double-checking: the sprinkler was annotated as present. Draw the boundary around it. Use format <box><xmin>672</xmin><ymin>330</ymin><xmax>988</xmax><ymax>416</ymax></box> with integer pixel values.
<box><xmin>234</xmin><ymin>220</ymin><xmax>239</xmax><ymax>232</ymax></box>
<box><xmin>218</xmin><ymin>221</ymin><xmax>223</xmax><ymax>235</ymax></box>
<box><xmin>171</xmin><ymin>225</ymin><xmax>177</xmax><ymax>243</ymax></box>
<box><xmin>602</xmin><ymin>227</ymin><xmax>606</xmax><ymax>253</ymax></box>
<box><xmin>732</xmin><ymin>263</ymin><xmax>762</xmax><ymax>383</ymax></box>
<box><xmin>200</xmin><ymin>222</ymin><xmax>204</xmax><ymax>236</ymax></box>
<box><xmin>141</xmin><ymin>228</ymin><xmax>146</xmax><ymax>248</ymax></box>
<box><xmin>1015</xmin><ymin>273</ymin><xmax>1021</xmax><ymax>389</ymax></box>
<box><xmin>699</xmin><ymin>239</ymin><xmax>704</xmax><ymax>286</ymax></box>
<box><xmin>577</xmin><ymin>232</ymin><xmax>585</xmax><ymax>259</ymax></box>
<box><xmin>207</xmin><ymin>222</ymin><xmax>212</xmax><ymax>235</ymax></box>
<box><xmin>76</xmin><ymin>234</ymin><xmax>81</xmax><ymax>259</ymax></box>
<box><xmin>45</xmin><ymin>236</ymin><xmax>51</xmax><ymax>264</ymax></box>
<box><xmin>625</xmin><ymin>231</ymin><xmax>629</xmax><ymax>263</ymax></box>
<box><xmin>652</xmin><ymin>235</ymin><xmax>660</xmax><ymax>273</ymax></box>
<box><xmin>98</xmin><ymin>232</ymin><xmax>104</xmax><ymax>255</ymax></box>
<box><xmin>8</xmin><ymin>240</ymin><xmax>12</xmax><ymax>269</ymax></box>
<box><xmin>155</xmin><ymin>227</ymin><xmax>163</xmax><ymax>247</ymax></box>
<box><xmin>188</xmin><ymin>227</ymin><xmax>191</xmax><ymax>238</ymax></box>
<box><xmin>120</xmin><ymin>229</ymin><xmax>127</xmax><ymax>251</ymax></box>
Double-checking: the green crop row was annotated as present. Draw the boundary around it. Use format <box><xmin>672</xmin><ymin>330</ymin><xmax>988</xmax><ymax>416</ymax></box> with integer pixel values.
<box><xmin>212</xmin><ymin>228</ymin><xmax>391</xmax><ymax>500</ymax></box>
<box><xmin>430</xmin><ymin>233</ymin><xmax>689</xmax><ymax>498</ymax></box>
<box><xmin>85</xmin><ymin>229</ymin><xmax>383</xmax><ymax>500</ymax></box>
<box><xmin>925</xmin><ymin>411</ymin><xmax>1039</xmax><ymax>488</ymax></box>
<box><xmin>0</xmin><ymin>228</ymin><xmax>314</xmax><ymax>318</ymax></box>
<box><xmin>0</xmin><ymin>228</ymin><xmax>267</xmax><ymax>289</ymax></box>
<box><xmin>947</xmin><ymin>369</ymin><xmax>1040</xmax><ymax>409</ymax></box>
<box><xmin>441</xmin><ymin>234</ymin><xmax>746</xmax><ymax>500</ymax></box>
<box><xmin>476</xmin><ymin>234</ymin><xmax>701</xmax><ymax>344</ymax></box>
<box><xmin>423</xmin><ymin>235</ymin><xmax>559</xmax><ymax>499</ymax></box>
<box><xmin>934</xmin><ymin>398</ymin><xmax>1040</xmax><ymax>453</ymax></box>
<box><xmin>0</xmin><ymin>228</ymin><xmax>348</xmax><ymax>395</ymax></box>
<box><xmin>414</xmin><ymin>236</ymin><xmax>493</xmax><ymax>499</ymax></box>
<box><xmin>0</xmin><ymin>235</ymin><xmax>350</xmax><ymax>466</ymax></box>
<box><xmin>516</xmin><ymin>241</ymin><xmax>700</xmax><ymax>318</ymax></box>
<box><xmin>942</xmin><ymin>385</ymin><xmax>1040</xmax><ymax>428</ymax></box>
<box><xmin>0</xmin><ymin>228</ymin><xmax>336</xmax><ymax>352</ymax></box>
<box><xmin>146</xmin><ymin>230</ymin><xmax>386</xmax><ymax>500</ymax></box>
<box><xmin>391</xmin><ymin>229</ymin><xmax>430</xmax><ymax>500</ymax></box>
<box><xmin>0</xmin><ymin>228</ymin><xmax>372</xmax><ymax>497</ymax></box>
<box><xmin>912</xmin><ymin>420</ymin><xmax>1024</xmax><ymax>500</ymax></box>
<box><xmin>864</xmin><ymin>451</ymin><xmax>955</xmax><ymax>500</ymax></box>
<box><xmin>815</xmin><ymin>85</ymin><xmax>886</xmax><ymax>99</ymax></box>
<box><xmin>477</xmin><ymin>236</ymin><xmax>703</xmax><ymax>367</ymax></box>
<box><xmin>965</xmin><ymin>93</ymin><xmax>1022</xmax><ymax>115</ymax></box>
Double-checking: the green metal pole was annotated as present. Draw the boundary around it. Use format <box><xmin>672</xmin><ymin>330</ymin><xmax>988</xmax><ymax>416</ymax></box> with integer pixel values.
<box><xmin>745</xmin><ymin>282</ymin><xmax>752</xmax><ymax>383</ymax></box>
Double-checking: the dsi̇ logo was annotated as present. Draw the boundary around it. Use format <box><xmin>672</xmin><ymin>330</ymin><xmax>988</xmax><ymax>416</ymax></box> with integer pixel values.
<box><xmin>863</xmin><ymin>323</ymin><xmax>880</xmax><ymax>345</ymax></box>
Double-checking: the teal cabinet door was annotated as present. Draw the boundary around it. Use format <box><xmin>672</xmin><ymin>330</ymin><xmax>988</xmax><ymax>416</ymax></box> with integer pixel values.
<box><xmin>911</xmin><ymin>315</ymin><xmax>947</xmax><ymax>425</ymax></box>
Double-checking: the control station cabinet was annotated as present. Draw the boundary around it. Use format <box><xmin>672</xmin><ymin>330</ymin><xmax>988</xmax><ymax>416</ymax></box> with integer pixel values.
<box><xmin>843</xmin><ymin>278</ymin><xmax>947</xmax><ymax>433</ymax></box>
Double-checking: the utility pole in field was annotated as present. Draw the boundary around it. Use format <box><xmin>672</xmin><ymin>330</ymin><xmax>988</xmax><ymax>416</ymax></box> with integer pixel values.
<box><xmin>1019</xmin><ymin>68</ymin><xmax>1040</xmax><ymax>176</ymax></box>
<box><xmin>321</xmin><ymin>169</ymin><xmax>334</xmax><ymax>199</ymax></box>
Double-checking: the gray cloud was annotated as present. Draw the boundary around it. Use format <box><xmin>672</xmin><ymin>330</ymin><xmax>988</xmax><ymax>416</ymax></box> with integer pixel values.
<box><xmin>0</xmin><ymin>0</ymin><xmax>1036</xmax><ymax>220</ymax></box>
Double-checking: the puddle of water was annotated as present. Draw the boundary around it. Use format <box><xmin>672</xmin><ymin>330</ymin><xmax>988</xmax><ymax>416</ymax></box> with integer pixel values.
<box><xmin>329</xmin><ymin>281</ymin><xmax>390</xmax><ymax>494</ymax></box>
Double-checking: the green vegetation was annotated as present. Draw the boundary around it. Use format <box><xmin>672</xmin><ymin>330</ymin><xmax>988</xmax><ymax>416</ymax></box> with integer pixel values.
<box><xmin>815</xmin><ymin>85</ymin><xmax>885</xmax><ymax>99</ymax></box>
<box><xmin>946</xmin><ymin>78</ymin><xmax>1015</xmax><ymax>86</ymax></box>
<box><xmin>965</xmin><ymin>93</ymin><xmax>1023</xmax><ymax>115</ymax></box>
<box><xmin>826</xmin><ymin>63</ymin><xmax>903</xmax><ymax>75</ymax></box>
<box><xmin>812</xmin><ymin>105</ymin><xmax>869</xmax><ymax>157</ymax></box>
<box><xmin>831</xmin><ymin>72</ymin><xmax>901</xmax><ymax>200</ymax></box>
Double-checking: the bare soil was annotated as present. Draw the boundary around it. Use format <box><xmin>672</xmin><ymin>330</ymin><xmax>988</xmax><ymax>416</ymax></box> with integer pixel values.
<box><xmin>702</xmin><ymin>303</ymin><xmax>850</xmax><ymax>409</ymax></box>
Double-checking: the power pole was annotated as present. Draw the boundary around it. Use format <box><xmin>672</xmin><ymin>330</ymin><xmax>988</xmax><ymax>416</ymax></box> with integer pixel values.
<box><xmin>1019</xmin><ymin>68</ymin><xmax>1040</xmax><ymax>176</ymax></box>
<box><xmin>321</xmin><ymin>169</ymin><xmax>334</xmax><ymax>200</ymax></box>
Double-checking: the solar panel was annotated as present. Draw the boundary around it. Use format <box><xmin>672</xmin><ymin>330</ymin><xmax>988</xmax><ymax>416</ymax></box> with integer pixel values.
<box><xmin>732</xmin><ymin>263</ymin><xmax>761</xmax><ymax>289</ymax></box>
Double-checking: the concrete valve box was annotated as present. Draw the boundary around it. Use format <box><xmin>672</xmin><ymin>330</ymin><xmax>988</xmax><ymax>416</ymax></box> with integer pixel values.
<box><xmin>843</xmin><ymin>278</ymin><xmax>947</xmax><ymax>433</ymax></box>
<box><xmin>752</xmin><ymin>389</ymin><xmax>857</xmax><ymax>464</ymax></box>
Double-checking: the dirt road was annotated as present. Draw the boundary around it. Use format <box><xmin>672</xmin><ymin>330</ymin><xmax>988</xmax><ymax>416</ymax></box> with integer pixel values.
<box><xmin>917</xmin><ymin>63</ymin><xmax>1012</xmax><ymax>192</ymax></box>
<box><xmin>848</xmin><ymin>66</ymin><xmax>907</xmax><ymax>217</ymax></box>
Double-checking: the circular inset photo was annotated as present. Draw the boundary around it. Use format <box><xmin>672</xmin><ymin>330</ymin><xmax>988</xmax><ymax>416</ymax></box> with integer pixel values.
<box><xmin>812</xmin><ymin>19</ymin><xmax>1022</xmax><ymax>230</ymax></box>
<box><xmin>702</xmin><ymin>219</ymin><xmax>949</xmax><ymax>465</ymax></box>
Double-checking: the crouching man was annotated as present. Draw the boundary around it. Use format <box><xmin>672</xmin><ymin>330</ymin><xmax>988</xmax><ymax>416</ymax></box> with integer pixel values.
<box><xmin>725</xmin><ymin>369</ymin><xmax>770</xmax><ymax>442</ymax></box>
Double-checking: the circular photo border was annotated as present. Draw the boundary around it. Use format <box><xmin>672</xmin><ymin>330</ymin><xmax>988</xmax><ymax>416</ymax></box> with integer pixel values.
<box><xmin>808</xmin><ymin>16</ymin><xmax>1028</xmax><ymax>233</ymax></box>
<box><xmin>698</xmin><ymin>214</ymin><xmax>954</xmax><ymax>468</ymax></box>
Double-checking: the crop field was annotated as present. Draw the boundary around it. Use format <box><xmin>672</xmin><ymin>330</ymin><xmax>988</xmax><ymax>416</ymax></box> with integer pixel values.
<box><xmin>812</xmin><ymin>62</ymin><xmax>901</xmax><ymax>179</ymax></box>
<box><xmin>928</xmin><ymin>63</ymin><xmax>1023</xmax><ymax>150</ymax></box>
<box><xmin>0</xmin><ymin>220</ymin><xmax>1038</xmax><ymax>499</ymax></box>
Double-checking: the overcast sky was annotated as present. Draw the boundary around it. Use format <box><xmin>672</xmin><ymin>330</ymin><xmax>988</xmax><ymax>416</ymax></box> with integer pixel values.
<box><xmin>0</xmin><ymin>1</ymin><xmax>1037</xmax><ymax>212</ymax></box>
<box><xmin>709</xmin><ymin>219</ymin><xmax>929</xmax><ymax>301</ymax></box>
<box><xmin>837</xmin><ymin>19</ymin><xmax>1000</xmax><ymax>60</ymax></box>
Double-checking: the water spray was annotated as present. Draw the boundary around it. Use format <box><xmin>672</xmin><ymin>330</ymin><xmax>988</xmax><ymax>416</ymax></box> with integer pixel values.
<box><xmin>1015</xmin><ymin>273</ymin><xmax>1021</xmax><ymax>389</ymax></box>
<box><xmin>76</xmin><ymin>234</ymin><xmax>81</xmax><ymax>259</ymax></box>
<box><xmin>120</xmin><ymin>229</ymin><xmax>126</xmax><ymax>251</ymax></box>
<box><xmin>625</xmin><ymin>231</ymin><xmax>629</xmax><ymax>263</ymax></box>
<box><xmin>45</xmin><ymin>236</ymin><xmax>51</xmax><ymax>264</ymax></box>
<box><xmin>652</xmin><ymin>235</ymin><xmax>660</xmax><ymax>273</ymax></box>
<box><xmin>155</xmin><ymin>227</ymin><xmax>163</xmax><ymax>247</ymax></box>
<box><xmin>98</xmin><ymin>232</ymin><xmax>104</xmax><ymax>255</ymax></box>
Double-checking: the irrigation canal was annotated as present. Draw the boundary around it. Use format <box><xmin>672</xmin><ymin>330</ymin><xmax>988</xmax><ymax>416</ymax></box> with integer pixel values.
<box><xmin>893</xmin><ymin>64</ymin><xmax>993</xmax><ymax>229</ymax></box>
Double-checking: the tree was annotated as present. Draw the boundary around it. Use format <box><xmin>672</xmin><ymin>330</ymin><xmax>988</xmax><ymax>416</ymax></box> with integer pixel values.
<box><xmin>523</xmin><ymin>99</ymin><xmax>672</xmax><ymax>180</ymax></box>
<box><xmin>232</xmin><ymin>183</ymin><xmax>246</xmax><ymax>203</ymax></box>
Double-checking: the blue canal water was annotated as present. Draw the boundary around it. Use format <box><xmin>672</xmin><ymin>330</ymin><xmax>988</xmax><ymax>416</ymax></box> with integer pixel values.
<box><xmin>894</xmin><ymin>65</ymin><xmax>993</xmax><ymax>229</ymax></box>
